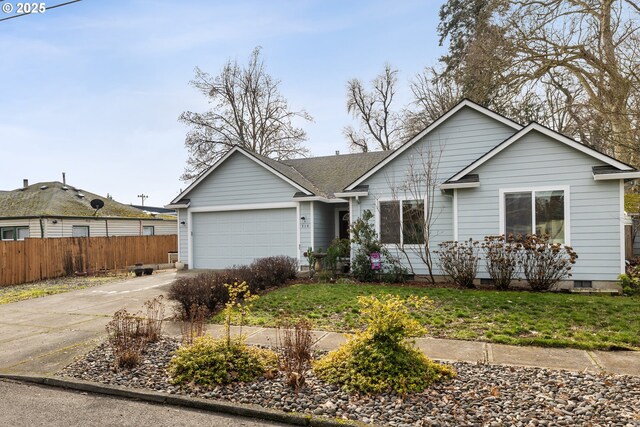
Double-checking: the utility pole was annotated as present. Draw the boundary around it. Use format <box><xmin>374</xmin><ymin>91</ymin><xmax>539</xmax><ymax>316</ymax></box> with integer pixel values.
<box><xmin>137</xmin><ymin>194</ymin><xmax>148</xmax><ymax>206</ymax></box>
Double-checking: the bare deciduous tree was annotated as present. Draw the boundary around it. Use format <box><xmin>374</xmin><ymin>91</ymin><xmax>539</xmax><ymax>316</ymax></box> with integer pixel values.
<box><xmin>344</xmin><ymin>64</ymin><xmax>403</xmax><ymax>152</ymax></box>
<box><xmin>179</xmin><ymin>47</ymin><xmax>312</xmax><ymax>181</ymax></box>
<box><xmin>380</xmin><ymin>142</ymin><xmax>445</xmax><ymax>283</ymax></box>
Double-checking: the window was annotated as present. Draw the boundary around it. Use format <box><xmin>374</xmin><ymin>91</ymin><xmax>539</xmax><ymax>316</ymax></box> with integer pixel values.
<box><xmin>502</xmin><ymin>188</ymin><xmax>567</xmax><ymax>244</ymax></box>
<box><xmin>1</xmin><ymin>227</ymin><xmax>29</xmax><ymax>241</ymax></box>
<box><xmin>379</xmin><ymin>200</ymin><xmax>425</xmax><ymax>245</ymax></box>
<box><xmin>143</xmin><ymin>226</ymin><xmax>155</xmax><ymax>236</ymax></box>
<box><xmin>72</xmin><ymin>225</ymin><xmax>90</xmax><ymax>237</ymax></box>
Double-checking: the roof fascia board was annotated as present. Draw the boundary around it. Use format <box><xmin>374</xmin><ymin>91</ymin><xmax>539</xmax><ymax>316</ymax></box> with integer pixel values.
<box><xmin>333</xmin><ymin>191</ymin><xmax>369</xmax><ymax>198</ymax></box>
<box><xmin>344</xmin><ymin>99</ymin><xmax>523</xmax><ymax>191</ymax></box>
<box><xmin>439</xmin><ymin>181</ymin><xmax>481</xmax><ymax>190</ymax></box>
<box><xmin>170</xmin><ymin>147</ymin><xmax>313</xmax><ymax>204</ymax></box>
<box><xmin>0</xmin><ymin>215</ymin><xmax>173</xmax><ymax>221</ymax></box>
<box><xmin>593</xmin><ymin>171</ymin><xmax>640</xmax><ymax>180</ymax></box>
<box><xmin>292</xmin><ymin>196</ymin><xmax>348</xmax><ymax>203</ymax></box>
<box><xmin>165</xmin><ymin>202</ymin><xmax>191</xmax><ymax>209</ymax></box>
<box><xmin>449</xmin><ymin>123</ymin><xmax>633</xmax><ymax>182</ymax></box>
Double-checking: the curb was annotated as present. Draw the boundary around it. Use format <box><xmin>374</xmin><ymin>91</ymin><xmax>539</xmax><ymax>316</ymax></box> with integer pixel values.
<box><xmin>0</xmin><ymin>374</ymin><xmax>367</xmax><ymax>427</ymax></box>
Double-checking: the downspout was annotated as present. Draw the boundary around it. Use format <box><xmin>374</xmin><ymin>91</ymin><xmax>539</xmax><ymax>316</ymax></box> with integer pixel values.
<box><xmin>105</xmin><ymin>219</ymin><xmax>109</xmax><ymax>237</ymax></box>
<box><xmin>39</xmin><ymin>217</ymin><xmax>44</xmax><ymax>238</ymax></box>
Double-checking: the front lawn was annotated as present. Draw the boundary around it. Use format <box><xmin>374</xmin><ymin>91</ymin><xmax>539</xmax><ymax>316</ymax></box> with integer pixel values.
<box><xmin>214</xmin><ymin>283</ymin><xmax>640</xmax><ymax>350</ymax></box>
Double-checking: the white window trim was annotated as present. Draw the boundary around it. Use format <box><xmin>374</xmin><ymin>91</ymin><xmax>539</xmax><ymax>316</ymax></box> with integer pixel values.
<box><xmin>143</xmin><ymin>225</ymin><xmax>155</xmax><ymax>236</ymax></box>
<box><xmin>72</xmin><ymin>225</ymin><xmax>90</xmax><ymax>238</ymax></box>
<box><xmin>498</xmin><ymin>185</ymin><xmax>571</xmax><ymax>245</ymax></box>
<box><xmin>376</xmin><ymin>197</ymin><xmax>427</xmax><ymax>247</ymax></box>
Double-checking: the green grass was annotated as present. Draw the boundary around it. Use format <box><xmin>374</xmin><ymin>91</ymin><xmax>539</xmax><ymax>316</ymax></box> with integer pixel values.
<box><xmin>213</xmin><ymin>283</ymin><xmax>640</xmax><ymax>351</ymax></box>
<box><xmin>0</xmin><ymin>275</ymin><xmax>128</xmax><ymax>305</ymax></box>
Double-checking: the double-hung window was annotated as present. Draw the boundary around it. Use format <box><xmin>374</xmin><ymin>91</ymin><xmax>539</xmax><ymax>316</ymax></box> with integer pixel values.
<box><xmin>501</xmin><ymin>188</ymin><xmax>568</xmax><ymax>244</ymax></box>
<box><xmin>379</xmin><ymin>200</ymin><xmax>425</xmax><ymax>245</ymax></box>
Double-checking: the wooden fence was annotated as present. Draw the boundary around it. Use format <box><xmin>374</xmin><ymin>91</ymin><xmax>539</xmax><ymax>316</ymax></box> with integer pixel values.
<box><xmin>0</xmin><ymin>235</ymin><xmax>177</xmax><ymax>287</ymax></box>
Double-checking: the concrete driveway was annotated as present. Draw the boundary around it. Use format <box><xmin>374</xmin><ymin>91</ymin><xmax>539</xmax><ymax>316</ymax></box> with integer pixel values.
<box><xmin>0</xmin><ymin>271</ymin><xmax>176</xmax><ymax>375</ymax></box>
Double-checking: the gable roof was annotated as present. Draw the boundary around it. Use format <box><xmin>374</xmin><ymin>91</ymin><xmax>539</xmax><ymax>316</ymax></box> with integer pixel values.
<box><xmin>343</xmin><ymin>98</ymin><xmax>523</xmax><ymax>191</ymax></box>
<box><xmin>445</xmin><ymin>122</ymin><xmax>635</xmax><ymax>184</ymax></box>
<box><xmin>0</xmin><ymin>181</ymin><xmax>165</xmax><ymax>219</ymax></box>
<box><xmin>170</xmin><ymin>146</ymin><xmax>392</xmax><ymax>203</ymax></box>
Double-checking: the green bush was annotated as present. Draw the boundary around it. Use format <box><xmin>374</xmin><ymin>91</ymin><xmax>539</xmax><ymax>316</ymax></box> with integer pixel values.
<box><xmin>619</xmin><ymin>267</ymin><xmax>640</xmax><ymax>296</ymax></box>
<box><xmin>313</xmin><ymin>294</ymin><xmax>455</xmax><ymax>394</ymax></box>
<box><xmin>168</xmin><ymin>335</ymin><xmax>278</xmax><ymax>386</ymax></box>
<box><xmin>350</xmin><ymin>210</ymin><xmax>406</xmax><ymax>282</ymax></box>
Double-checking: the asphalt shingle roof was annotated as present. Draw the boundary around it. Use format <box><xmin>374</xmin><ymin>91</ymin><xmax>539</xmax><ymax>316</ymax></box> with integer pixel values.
<box><xmin>0</xmin><ymin>182</ymin><xmax>162</xmax><ymax>219</ymax></box>
<box><xmin>281</xmin><ymin>151</ymin><xmax>392</xmax><ymax>198</ymax></box>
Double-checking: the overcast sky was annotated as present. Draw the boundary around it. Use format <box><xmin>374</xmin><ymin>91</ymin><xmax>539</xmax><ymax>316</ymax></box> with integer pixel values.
<box><xmin>1</xmin><ymin>0</ymin><xmax>445</xmax><ymax>207</ymax></box>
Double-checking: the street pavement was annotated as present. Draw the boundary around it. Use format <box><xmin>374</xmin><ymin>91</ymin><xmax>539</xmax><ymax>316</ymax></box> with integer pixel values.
<box><xmin>0</xmin><ymin>378</ymin><xmax>287</xmax><ymax>427</ymax></box>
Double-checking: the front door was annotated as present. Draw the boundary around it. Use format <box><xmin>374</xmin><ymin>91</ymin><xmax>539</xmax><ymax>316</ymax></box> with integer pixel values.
<box><xmin>338</xmin><ymin>210</ymin><xmax>350</xmax><ymax>240</ymax></box>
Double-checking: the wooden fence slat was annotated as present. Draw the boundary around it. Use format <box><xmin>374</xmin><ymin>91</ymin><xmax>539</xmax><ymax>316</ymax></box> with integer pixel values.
<box><xmin>0</xmin><ymin>235</ymin><xmax>177</xmax><ymax>286</ymax></box>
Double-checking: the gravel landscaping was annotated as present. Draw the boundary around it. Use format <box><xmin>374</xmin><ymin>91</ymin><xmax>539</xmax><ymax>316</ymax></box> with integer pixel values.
<box><xmin>58</xmin><ymin>337</ymin><xmax>640</xmax><ymax>426</ymax></box>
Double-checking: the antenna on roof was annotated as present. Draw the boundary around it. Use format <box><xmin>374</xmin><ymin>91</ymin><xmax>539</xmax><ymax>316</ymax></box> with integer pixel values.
<box><xmin>62</xmin><ymin>172</ymin><xmax>66</xmax><ymax>186</ymax></box>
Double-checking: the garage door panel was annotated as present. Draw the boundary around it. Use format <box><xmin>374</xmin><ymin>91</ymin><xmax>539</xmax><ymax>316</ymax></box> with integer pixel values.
<box><xmin>192</xmin><ymin>208</ymin><xmax>296</xmax><ymax>269</ymax></box>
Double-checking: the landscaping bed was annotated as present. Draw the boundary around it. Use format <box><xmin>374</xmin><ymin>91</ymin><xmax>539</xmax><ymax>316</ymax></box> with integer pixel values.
<box><xmin>0</xmin><ymin>274</ymin><xmax>129</xmax><ymax>305</ymax></box>
<box><xmin>214</xmin><ymin>283</ymin><xmax>640</xmax><ymax>351</ymax></box>
<box><xmin>58</xmin><ymin>337</ymin><xmax>640</xmax><ymax>426</ymax></box>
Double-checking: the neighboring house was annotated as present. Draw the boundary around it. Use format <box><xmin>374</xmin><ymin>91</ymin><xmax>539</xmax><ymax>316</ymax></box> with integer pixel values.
<box><xmin>167</xmin><ymin>99</ymin><xmax>640</xmax><ymax>287</ymax></box>
<box><xmin>0</xmin><ymin>181</ymin><xmax>177</xmax><ymax>240</ymax></box>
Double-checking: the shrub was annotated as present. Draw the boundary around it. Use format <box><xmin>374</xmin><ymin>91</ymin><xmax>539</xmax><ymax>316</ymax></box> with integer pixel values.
<box><xmin>519</xmin><ymin>234</ymin><xmax>578</xmax><ymax>291</ymax></box>
<box><xmin>325</xmin><ymin>238</ymin><xmax>350</xmax><ymax>275</ymax></box>
<box><xmin>222</xmin><ymin>281</ymin><xmax>258</xmax><ymax>345</ymax></box>
<box><xmin>313</xmin><ymin>295</ymin><xmax>455</xmax><ymax>394</ymax></box>
<box><xmin>250</xmin><ymin>256</ymin><xmax>298</xmax><ymax>291</ymax></box>
<box><xmin>168</xmin><ymin>335</ymin><xmax>278</xmax><ymax>387</ymax></box>
<box><xmin>143</xmin><ymin>295</ymin><xmax>165</xmax><ymax>342</ymax></box>
<box><xmin>180</xmin><ymin>303</ymin><xmax>209</xmax><ymax>345</ymax></box>
<box><xmin>482</xmin><ymin>235</ymin><xmax>521</xmax><ymax>290</ymax></box>
<box><xmin>105</xmin><ymin>309</ymin><xmax>147</xmax><ymax>369</ymax></box>
<box><xmin>276</xmin><ymin>318</ymin><xmax>315</xmax><ymax>390</ymax></box>
<box><xmin>350</xmin><ymin>210</ymin><xmax>405</xmax><ymax>282</ymax></box>
<box><xmin>436</xmin><ymin>239</ymin><xmax>480</xmax><ymax>288</ymax></box>
<box><xmin>619</xmin><ymin>265</ymin><xmax>640</xmax><ymax>296</ymax></box>
<box><xmin>168</xmin><ymin>273</ymin><xmax>228</xmax><ymax>319</ymax></box>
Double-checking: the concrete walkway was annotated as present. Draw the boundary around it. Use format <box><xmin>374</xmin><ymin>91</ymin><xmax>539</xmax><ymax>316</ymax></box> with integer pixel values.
<box><xmin>1</xmin><ymin>271</ymin><xmax>638</xmax><ymax>377</ymax></box>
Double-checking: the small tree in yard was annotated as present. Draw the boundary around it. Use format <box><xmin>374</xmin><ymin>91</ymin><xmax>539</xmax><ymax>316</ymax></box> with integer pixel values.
<box><xmin>519</xmin><ymin>234</ymin><xmax>578</xmax><ymax>291</ymax></box>
<box><xmin>436</xmin><ymin>239</ymin><xmax>480</xmax><ymax>288</ymax></box>
<box><xmin>383</xmin><ymin>143</ymin><xmax>444</xmax><ymax>283</ymax></box>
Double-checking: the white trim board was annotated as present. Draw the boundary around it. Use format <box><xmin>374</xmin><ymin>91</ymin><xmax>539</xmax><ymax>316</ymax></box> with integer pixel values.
<box><xmin>593</xmin><ymin>171</ymin><xmax>640</xmax><ymax>181</ymax></box>
<box><xmin>345</xmin><ymin>99</ymin><xmax>523</xmax><ymax>191</ymax></box>
<box><xmin>498</xmin><ymin>185</ymin><xmax>571</xmax><ymax>246</ymax></box>
<box><xmin>620</xmin><ymin>180</ymin><xmax>625</xmax><ymax>274</ymax></box>
<box><xmin>188</xmin><ymin>202</ymin><xmax>297</xmax><ymax>213</ymax></box>
<box><xmin>450</xmin><ymin>123</ymin><xmax>632</xmax><ymax>183</ymax></box>
<box><xmin>170</xmin><ymin>146</ymin><xmax>313</xmax><ymax>204</ymax></box>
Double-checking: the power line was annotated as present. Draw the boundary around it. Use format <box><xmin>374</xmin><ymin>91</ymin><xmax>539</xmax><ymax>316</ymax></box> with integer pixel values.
<box><xmin>0</xmin><ymin>0</ymin><xmax>82</xmax><ymax>23</ymax></box>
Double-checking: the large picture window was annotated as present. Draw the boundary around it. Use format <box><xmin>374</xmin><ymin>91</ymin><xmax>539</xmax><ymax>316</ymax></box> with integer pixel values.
<box><xmin>379</xmin><ymin>200</ymin><xmax>425</xmax><ymax>245</ymax></box>
<box><xmin>503</xmin><ymin>189</ymin><xmax>567</xmax><ymax>243</ymax></box>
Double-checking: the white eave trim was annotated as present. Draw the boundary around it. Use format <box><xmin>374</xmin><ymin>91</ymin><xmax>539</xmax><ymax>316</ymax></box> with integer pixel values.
<box><xmin>165</xmin><ymin>203</ymin><xmax>190</xmax><ymax>209</ymax></box>
<box><xmin>188</xmin><ymin>202</ymin><xmax>298</xmax><ymax>213</ymax></box>
<box><xmin>334</xmin><ymin>191</ymin><xmax>369</xmax><ymax>198</ymax></box>
<box><xmin>449</xmin><ymin>123</ymin><xmax>633</xmax><ymax>183</ymax></box>
<box><xmin>344</xmin><ymin>99</ymin><xmax>522</xmax><ymax>191</ymax></box>
<box><xmin>593</xmin><ymin>171</ymin><xmax>640</xmax><ymax>181</ymax></box>
<box><xmin>292</xmin><ymin>196</ymin><xmax>349</xmax><ymax>203</ymax></box>
<box><xmin>169</xmin><ymin>146</ymin><xmax>313</xmax><ymax>204</ymax></box>
<box><xmin>440</xmin><ymin>181</ymin><xmax>480</xmax><ymax>190</ymax></box>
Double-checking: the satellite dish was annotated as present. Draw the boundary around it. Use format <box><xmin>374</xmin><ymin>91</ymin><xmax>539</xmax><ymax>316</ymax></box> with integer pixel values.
<box><xmin>90</xmin><ymin>199</ymin><xmax>105</xmax><ymax>210</ymax></box>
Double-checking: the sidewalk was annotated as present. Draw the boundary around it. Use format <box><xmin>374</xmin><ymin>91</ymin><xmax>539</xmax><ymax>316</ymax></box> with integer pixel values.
<box><xmin>162</xmin><ymin>322</ymin><xmax>640</xmax><ymax>377</ymax></box>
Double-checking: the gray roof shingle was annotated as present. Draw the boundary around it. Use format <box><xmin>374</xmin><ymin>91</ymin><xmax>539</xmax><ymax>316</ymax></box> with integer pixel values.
<box><xmin>0</xmin><ymin>182</ymin><xmax>167</xmax><ymax>219</ymax></box>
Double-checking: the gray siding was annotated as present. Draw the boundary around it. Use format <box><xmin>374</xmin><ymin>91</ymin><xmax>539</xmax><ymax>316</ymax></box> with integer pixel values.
<box><xmin>457</xmin><ymin>130</ymin><xmax>623</xmax><ymax>281</ymax></box>
<box><xmin>358</xmin><ymin>106</ymin><xmax>517</xmax><ymax>275</ymax></box>
<box><xmin>187</xmin><ymin>151</ymin><xmax>299</xmax><ymax>207</ymax></box>
<box><xmin>313</xmin><ymin>202</ymin><xmax>335</xmax><ymax>251</ymax></box>
<box><xmin>299</xmin><ymin>201</ymin><xmax>311</xmax><ymax>267</ymax></box>
<box><xmin>177</xmin><ymin>209</ymin><xmax>188</xmax><ymax>264</ymax></box>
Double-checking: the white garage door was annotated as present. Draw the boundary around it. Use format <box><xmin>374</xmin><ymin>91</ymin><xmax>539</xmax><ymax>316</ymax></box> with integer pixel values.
<box><xmin>192</xmin><ymin>208</ymin><xmax>297</xmax><ymax>269</ymax></box>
